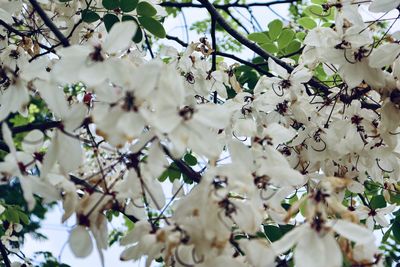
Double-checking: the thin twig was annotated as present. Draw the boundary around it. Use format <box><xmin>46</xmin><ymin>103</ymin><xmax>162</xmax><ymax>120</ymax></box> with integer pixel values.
<box><xmin>197</xmin><ymin>0</ymin><xmax>331</xmax><ymax>95</ymax></box>
<box><xmin>28</xmin><ymin>0</ymin><xmax>70</xmax><ymax>47</ymax></box>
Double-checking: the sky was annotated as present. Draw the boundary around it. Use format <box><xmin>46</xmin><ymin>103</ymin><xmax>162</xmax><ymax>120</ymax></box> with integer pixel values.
<box><xmin>18</xmin><ymin>1</ymin><xmax>400</xmax><ymax>266</ymax></box>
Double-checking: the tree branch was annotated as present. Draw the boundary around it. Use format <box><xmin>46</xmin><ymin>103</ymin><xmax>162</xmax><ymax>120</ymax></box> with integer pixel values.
<box><xmin>166</xmin><ymin>35</ymin><xmax>272</xmax><ymax>77</ymax></box>
<box><xmin>10</xmin><ymin>120</ymin><xmax>61</xmax><ymax>135</ymax></box>
<box><xmin>162</xmin><ymin>146</ymin><xmax>202</xmax><ymax>183</ymax></box>
<box><xmin>222</xmin><ymin>8</ymin><xmax>250</xmax><ymax>35</ymax></box>
<box><xmin>197</xmin><ymin>0</ymin><xmax>331</xmax><ymax>95</ymax></box>
<box><xmin>211</xmin><ymin>17</ymin><xmax>217</xmax><ymax>72</ymax></box>
<box><xmin>0</xmin><ymin>240</ymin><xmax>11</xmax><ymax>267</ymax></box>
<box><xmin>69</xmin><ymin>175</ymin><xmax>139</xmax><ymax>223</ymax></box>
<box><xmin>166</xmin><ymin>34</ymin><xmax>188</xmax><ymax>47</ymax></box>
<box><xmin>28</xmin><ymin>0</ymin><xmax>70</xmax><ymax>47</ymax></box>
<box><xmin>0</xmin><ymin>19</ymin><xmax>55</xmax><ymax>52</ymax></box>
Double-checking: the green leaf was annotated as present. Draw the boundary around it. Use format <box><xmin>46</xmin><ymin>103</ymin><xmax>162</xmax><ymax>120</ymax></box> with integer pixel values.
<box><xmin>393</xmin><ymin>220</ymin><xmax>400</xmax><ymax>242</ymax></box>
<box><xmin>322</xmin><ymin>22</ymin><xmax>333</xmax><ymax>28</ymax></box>
<box><xmin>263</xmin><ymin>225</ymin><xmax>283</xmax><ymax>242</ymax></box>
<box><xmin>268</xmin><ymin>19</ymin><xmax>283</xmax><ymax>40</ymax></box>
<box><xmin>138</xmin><ymin>16</ymin><xmax>166</xmax><ymax>38</ymax></box>
<box><xmin>17</xmin><ymin>210</ymin><xmax>29</xmax><ymax>225</ymax></box>
<box><xmin>103</xmin><ymin>14</ymin><xmax>120</xmax><ymax>32</ymax></box>
<box><xmin>304</xmin><ymin>5</ymin><xmax>324</xmax><ymax>18</ymax></box>
<box><xmin>277</xmin><ymin>29</ymin><xmax>295</xmax><ymax>49</ymax></box>
<box><xmin>122</xmin><ymin>15</ymin><xmax>143</xmax><ymax>42</ymax></box>
<box><xmin>168</xmin><ymin>163</ymin><xmax>181</xmax><ymax>182</ymax></box>
<box><xmin>248</xmin><ymin>32</ymin><xmax>270</xmax><ymax>44</ymax></box>
<box><xmin>298</xmin><ymin>17</ymin><xmax>317</xmax><ymax>30</ymax></box>
<box><xmin>382</xmin><ymin>227</ymin><xmax>391</xmax><ymax>243</ymax></box>
<box><xmin>5</xmin><ymin>208</ymin><xmax>19</xmax><ymax>224</ymax></box>
<box><xmin>137</xmin><ymin>1</ymin><xmax>157</xmax><ymax>17</ymax></box>
<box><xmin>184</xmin><ymin>153</ymin><xmax>197</xmax><ymax>166</ymax></box>
<box><xmin>261</xmin><ymin>43</ymin><xmax>278</xmax><ymax>54</ymax></box>
<box><xmin>102</xmin><ymin>0</ymin><xmax>120</xmax><ymax>10</ymax></box>
<box><xmin>296</xmin><ymin>31</ymin><xmax>306</xmax><ymax>40</ymax></box>
<box><xmin>132</xmin><ymin>28</ymin><xmax>143</xmax><ymax>43</ymax></box>
<box><xmin>182</xmin><ymin>173</ymin><xmax>193</xmax><ymax>184</ymax></box>
<box><xmin>81</xmin><ymin>10</ymin><xmax>100</xmax><ymax>23</ymax></box>
<box><xmin>120</xmin><ymin>0</ymin><xmax>138</xmax><ymax>12</ymax></box>
<box><xmin>370</xmin><ymin>195</ymin><xmax>386</xmax><ymax>209</ymax></box>
<box><xmin>279</xmin><ymin>224</ymin><xmax>295</xmax><ymax>235</ymax></box>
<box><xmin>158</xmin><ymin>169</ymin><xmax>168</xmax><ymax>182</ymax></box>
<box><xmin>285</xmin><ymin>40</ymin><xmax>302</xmax><ymax>55</ymax></box>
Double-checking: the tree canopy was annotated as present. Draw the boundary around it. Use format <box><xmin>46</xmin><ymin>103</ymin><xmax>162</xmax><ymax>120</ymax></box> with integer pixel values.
<box><xmin>1</xmin><ymin>0</ymin><xmax>400</xmax><ymax>266</ymax></box>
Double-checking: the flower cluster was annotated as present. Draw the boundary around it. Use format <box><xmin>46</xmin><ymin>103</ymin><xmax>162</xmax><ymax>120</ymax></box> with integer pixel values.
<box><xmin>0</xmin><ymin>0</ymin><xmax>400</xmax><ymax>266</ymax></box>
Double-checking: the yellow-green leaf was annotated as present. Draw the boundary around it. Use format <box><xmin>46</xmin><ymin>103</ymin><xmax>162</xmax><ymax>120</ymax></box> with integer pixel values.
<box><xmin>268</xmin><ymin>19</ymin><xmax>283</xmax><ymax>40</ymax></box>
<box><xmin>298</xmin><ymin>17</ymin><xmax>317</xmax><ymax>30</ymax></box>
<box><xmin>277</xmin><ymin>29</ymin><xmax>295</xmax><ymax>49</ymax></box>
<box><xmin>248</xmin><ymin>32</ymin><xmax>270</xmax><ymax>44</ymax></box>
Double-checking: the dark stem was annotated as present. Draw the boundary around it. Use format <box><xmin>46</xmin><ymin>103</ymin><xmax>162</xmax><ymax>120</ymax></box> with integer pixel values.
<box><xmin>211</xmin><ymin>17</ymin><xmax>217</xmax><ymax>72</ymax></box>
<box><xmin>0</xmin><ymin>19</ymin><xmax>55</xmax><ymax>52</ymax></box>
<box><xmin>144</xmin><ymin>32</ymin><xmax>155</xmax><ymax>59</ymax></box>
<box><xmin>162</xmin><ymin>146</ymin><xmax>202</xmax><ymax>183</ymax></box>
<box><xmin>28</xmin><ymin>0</ymin><xmax>70</xmax><ymax>47</ymax></box>
<box><xmin>0</xmin><ymin>240</ymin><xmax>11</xmax><ymax>267</ymax></box>
<box><xmin>222</xmin><ymin>8</ymin><xmax>250</xmax><ymax>34</ymax></box>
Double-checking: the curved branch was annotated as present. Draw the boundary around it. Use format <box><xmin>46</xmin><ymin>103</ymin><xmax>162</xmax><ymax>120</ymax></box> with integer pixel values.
<box><xmin>222</xmin><ymin>8</ymin><xmax>250</xmax><ymax>34</ymax></box>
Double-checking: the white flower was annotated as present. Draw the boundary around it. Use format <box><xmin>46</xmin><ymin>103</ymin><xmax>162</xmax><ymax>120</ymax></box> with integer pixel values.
<box><xmin>356</xmin><ymin>205</ymin><xmax>396</xmax><ymax>230</ymax></box>
<box><xmin>272</xmin><ymin>220</ymin><xmax>374</xmax><ymax>267</ymax></box>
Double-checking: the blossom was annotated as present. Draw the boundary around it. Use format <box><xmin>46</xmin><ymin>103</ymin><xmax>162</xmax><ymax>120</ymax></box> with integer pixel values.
<box><xmin>356</xmin><ymin>205</ymin><xmax>396</xmax><ymax>230</ymax></box>
<box><xmin>272</xmin><ymin>220</ymin><xmax>374</xmax><ymax>267</ymax></box>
